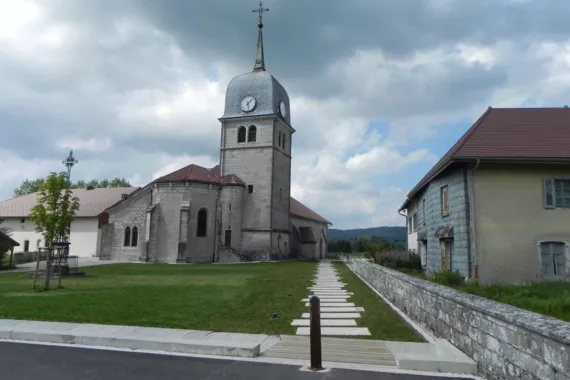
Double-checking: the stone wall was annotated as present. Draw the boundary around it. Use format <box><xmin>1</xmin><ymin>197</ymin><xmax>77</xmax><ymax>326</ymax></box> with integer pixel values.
<box><xmin>346</xmin><ymin>260</ymin><xmax>570</xmax><ymax>380</ymax></box>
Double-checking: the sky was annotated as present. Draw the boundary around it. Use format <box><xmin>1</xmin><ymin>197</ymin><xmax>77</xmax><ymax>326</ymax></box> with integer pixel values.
<box><xmin>1</xmin><ymin>0</ymin><xmax>570</xmax><ymax>229</ymax></box>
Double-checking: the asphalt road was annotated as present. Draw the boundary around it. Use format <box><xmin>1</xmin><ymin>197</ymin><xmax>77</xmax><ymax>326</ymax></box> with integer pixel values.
<box><xmin>0</xmin><ymin>341</ymin><xmax>477</xmax><ymax>380</ymax></box>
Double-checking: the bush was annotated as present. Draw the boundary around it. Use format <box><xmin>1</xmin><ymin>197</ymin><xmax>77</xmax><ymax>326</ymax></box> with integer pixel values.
<box><xmin>373</xmin><ymin>249</ymin><xmax>422</xmax><ymax>272</ymax></box>
<box><xmin>431</xmin><ymin>270</ymin><xmax>464</xmax><ymax>286</ymax></box>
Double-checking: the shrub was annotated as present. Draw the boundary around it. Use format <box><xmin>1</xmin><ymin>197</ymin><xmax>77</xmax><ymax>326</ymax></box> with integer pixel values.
<box><xmin>373</xmin><ymin>249</ymin><xmax>422</xmax><ymax>272</ymax></box>
<box><xmin>431</xmin><ymin>270</ymin><xmax>464</xmax><ymax>286</ymax></box>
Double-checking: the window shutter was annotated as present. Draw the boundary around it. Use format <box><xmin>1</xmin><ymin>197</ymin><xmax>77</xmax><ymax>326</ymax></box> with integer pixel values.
<box><xmin>543</xmin><ymin>178</ymin><xmax>554</xmax><ymax>208</ymax></box>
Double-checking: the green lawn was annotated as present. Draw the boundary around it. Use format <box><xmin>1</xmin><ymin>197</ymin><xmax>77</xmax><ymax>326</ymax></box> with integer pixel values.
<box><xmin>333</xmin><ymin>263</ymin><xmax>425</xmax><ymax>342</ymax></box>
<box><xmin>0</xmin><ymin>261</ymin><xmax>317</xmax><ymax>335</ymax></box>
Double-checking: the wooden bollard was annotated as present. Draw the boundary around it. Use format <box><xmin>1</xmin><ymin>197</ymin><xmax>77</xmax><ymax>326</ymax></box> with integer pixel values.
<box><xmin>309</xmin><ymin>295</ymin><xmax>323</xmax><ymax>371</ymax></box>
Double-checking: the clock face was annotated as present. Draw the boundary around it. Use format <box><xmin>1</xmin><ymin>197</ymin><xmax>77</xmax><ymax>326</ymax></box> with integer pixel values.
<box><xmin>279</xmin><ymin>101</ymin><xmax>287</xmax><ymax>118</ymax></box>
<box><xmin>241</xmin><ymin>96</ymin><xmax>256</xmax><ymax>112</ymax></box>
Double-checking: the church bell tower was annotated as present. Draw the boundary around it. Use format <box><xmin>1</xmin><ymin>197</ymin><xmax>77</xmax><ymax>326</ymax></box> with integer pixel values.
<box><xmin>218</xmin><ymin>1</ymin><xmax>295</xmax><ymax>257</ymax></box>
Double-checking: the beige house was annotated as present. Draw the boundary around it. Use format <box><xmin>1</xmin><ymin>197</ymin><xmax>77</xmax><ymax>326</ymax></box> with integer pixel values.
<box><xmin>399</xmin><ymin>107</ymin><xmax>570</xmax><ymax>285</ymax></box>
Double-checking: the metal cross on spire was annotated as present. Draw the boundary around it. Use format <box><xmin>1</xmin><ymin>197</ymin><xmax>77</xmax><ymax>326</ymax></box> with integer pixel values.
<box><xmin>62</xmin><ymin>149</ymin><xmax>78</xmax><ymax>185</ymax></box>
<box><xmin>252</xmin><ymin>1</ymin><xmax>269</xmax><ymax>28</ymax></box>
<box><xmin>252</xmin><ymin>1</ymin><xmax>269</xmax><ymax>71</ymax></box>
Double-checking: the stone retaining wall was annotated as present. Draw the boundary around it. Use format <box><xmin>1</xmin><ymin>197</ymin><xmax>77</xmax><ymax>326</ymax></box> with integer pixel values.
<box><xmin>345</xmin><ymin>260</ymin><xmax>570</xmax><ymax>380</ymax></box>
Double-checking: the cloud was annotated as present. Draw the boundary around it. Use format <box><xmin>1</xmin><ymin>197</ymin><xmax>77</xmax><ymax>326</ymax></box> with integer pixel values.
<box><xmin>2</xmin><ymin>0</ymin><xmax>570</xmax><ymax>229</ymax></box>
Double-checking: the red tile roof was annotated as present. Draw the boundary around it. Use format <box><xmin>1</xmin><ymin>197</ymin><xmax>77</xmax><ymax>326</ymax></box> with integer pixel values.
<box><xmin>290</xmin><ymin>197</ymin><xmax>331</xmax><ymax>225</ymax></box>
<box><xmin>155</xmin><ymin>164</ymin><xmax>329</xmax><ymax>224</ymax></box>
<box><xmin>400</xmin><ymin>107</ymin><xmax>570</xmax><ymax>211</ymax></box>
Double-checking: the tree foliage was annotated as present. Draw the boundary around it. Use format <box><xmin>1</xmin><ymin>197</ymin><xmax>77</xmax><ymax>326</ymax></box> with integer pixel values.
<box><xmin>14</xmin><ymin>177</ymin><xmax>132</xmax><ymax>197</ymax></box>
<box><xmin>328</xmin><ymin>236</ymin><xmax>407</xmax><ymax>253</ymax></box>
<box><xmin>29</xmin><ymin>172</ymin><xmax>80</xmax><ymax>247</ymax></box>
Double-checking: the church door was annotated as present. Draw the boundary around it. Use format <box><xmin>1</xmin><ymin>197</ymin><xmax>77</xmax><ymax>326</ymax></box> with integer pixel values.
<box><xmin>224</xmin><ymin>229</ymin><xmax>232</xmax><ymax>248</ymax></box>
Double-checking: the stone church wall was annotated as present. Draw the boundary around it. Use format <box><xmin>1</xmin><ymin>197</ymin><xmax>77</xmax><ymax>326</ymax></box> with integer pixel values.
<box><xmin>153</xmin><ymin>183</ymin><xmax>219</xmax><ymax>263</ymax></box>
<box><xmin>220</xmin><ymin>186</ymin><xmax>244</xmax><ymax>251</ymax></box>
<box><xmin>271</xmin><ymin>149</ymin><xmax>291</xmax><ymax>231</ymax></box>
<box><xmin>108</xmin><ymin>188</ymin><xmax>151</xmax><ymax>261</ymax></box>
<box><xmin>290</xmin><ymin>216</ymin><xmax>328</xmax><ymax>259</ymax></box>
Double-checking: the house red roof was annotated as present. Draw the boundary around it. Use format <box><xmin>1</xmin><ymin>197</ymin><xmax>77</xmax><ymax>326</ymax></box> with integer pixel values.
<box><xmin>290</xmin><ymin>197</ymin><xmax>331</xmax><ymax>225</ymax></box>
<box><xmin>400</xmin><ymin>107</ymin><xmax>570</xmax><ymax>211</ymax></box>
<box><xmin>155</xmin><ymin>164</ymin><xmax>330</xmax><ymax>225</ymax></box>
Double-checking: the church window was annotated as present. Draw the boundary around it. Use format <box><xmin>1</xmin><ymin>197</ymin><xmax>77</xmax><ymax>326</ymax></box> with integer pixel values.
<box><xmin>131</xmin><ymin>227</ymin><xmax>139</xmax><ymax>247</ymax></box>
<box><xmin>248</xmin><ymin>125</ymin><xmax>257</xmax><ymax>142</ymax></box>
<box><xmin>248</xmin><ymin>185</ymin><xmax>254</xmax><ymax>194</ymax></box>
<box><xmin>229</xmin><ymin>203</ymin><xmax>232</xmax><ymax>211</ymax></box>
<box><xmin>278</xmin><ymin>131</ymin><xmax>282</xmax><ymax>146</ymax></box>
<box><xmin>237</xmin><ymin>126</ymin><xmax>246</xmax><ymax>143</ymax></box>
<box><xmin>224</xmin><ymin>229</ymin><xmax>232</xmax><ymax>248</ymax></box>
<box><xmin>279</xmin><ymin>188</ymin><xmax>282</xmax><ymax>201</ymax></box>
<box><xmin>282</xmin><ymin>134</ymin><xmax>286</xmax><ymax>149</ymax></box>
<box><xmin>197</xmin><ymin>208</ymin><xmax>208</xmax><ymax>237</ymax></box>
<box><xmin>124</xmin><ymin>226</ymin><xmax>131</xmax><ymax>247</ymax></box>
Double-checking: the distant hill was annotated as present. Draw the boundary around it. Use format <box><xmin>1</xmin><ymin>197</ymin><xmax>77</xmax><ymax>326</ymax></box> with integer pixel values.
<box><xmin>328</xmin><ymin>226</ymin><xmax>406</xmax><ymax>242</ymax></box>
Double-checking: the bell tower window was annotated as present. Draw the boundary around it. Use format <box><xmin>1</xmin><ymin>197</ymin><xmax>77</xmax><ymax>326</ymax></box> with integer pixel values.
<box><xmin>237</xmin><ymin>126</ymin><xmax>246</xmax><ymax>143</ymax></box>
<box><xmin>248</xmin><ymin>125</ymin><xmax>257</xmax><ymax>142</ymax></box>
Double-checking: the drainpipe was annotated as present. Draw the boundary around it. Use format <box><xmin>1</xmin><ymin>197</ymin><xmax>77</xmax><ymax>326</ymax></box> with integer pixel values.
<box><xmin>466</xmin><ymin>158</ymin><xmax>480</xmax><ymax>279</ymax></box>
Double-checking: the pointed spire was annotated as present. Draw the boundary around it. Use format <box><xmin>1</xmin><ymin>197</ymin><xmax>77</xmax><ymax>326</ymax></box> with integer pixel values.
<box><xmin>252</xmin><ymin>1</ymin><xmax>269</xmax><ymax>72</ymax></box>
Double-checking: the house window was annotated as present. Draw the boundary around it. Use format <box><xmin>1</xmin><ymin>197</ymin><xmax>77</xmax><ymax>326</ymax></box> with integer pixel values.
<box><xmin>124</xmin><ymin>227</ymin><xmax>131</xmax><ymax>247</ymax></box>
<box><xmin>422</xmin><ymin>199</ymin><xmax>426</xmax><ymax>225</ymax></box>
<box><xmin>248</xmin><ymin>185</ymin><xmax>254</xmax><ymax>194</ymax></box>
<box><xmin>20</xmin><ymin>218</ymin><xmax>25</xmax><ymax>224</ymax></box>
<box><xmin>36</xmin><ymin>239</ymin><xmax>41</xmax><ymax>249</ymax></box>
<box><xmin>131</xmin><ymin>226</ymin><xmax>138</xmax><ymax>247</ymax></box>
<box><xmin>407</xmin><ymin>215</ymin><xmax>413</xmax><ymax>234</ymax></box>
<box><xmin>441</xmin><ymin>186</ymin><xmax>450</xmax><ymax>216</ymax></box>
<box><xmin>544</xmin><ymin>178</ymin><xmax>570</xmax><ymax>208</ymax></box>
<box><xmin>412</xmin><ymin>213</ymin><xmax>418</xmax><ymax>232</ymax></box>
<box><xmin>197</xmin><ymin>209</ymin><xmax>208</xmax><ymax>237</ymax></box>
<box><xmin>224</xmin><ymin>229</ymin><xmax>231</xmax><ymax>248</ymax></box>
<box><xmin>248</xmin><ymin>125</ymin><xmax>257</xmax><ymax>142</ymax></box>
<box><xmin>24</xmin><ymin>240</ymin><xmax>29</xmax><ymax>253</ymax></box>
<box><xmin>540</xmin><ymin>241</ymin><xmax>566</xmax><ymax>277</ymax></box>
<box><xmin>237</xmin><ymin>126</ymin><xmax>246</xmax><ymax>143</ymax></box>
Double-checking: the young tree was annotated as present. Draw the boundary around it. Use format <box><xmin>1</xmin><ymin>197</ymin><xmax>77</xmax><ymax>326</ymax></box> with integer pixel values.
<box><xmin>29</xmin><ymin>172</ymin><xmax>80</xmax><ymax>290</ymax></box>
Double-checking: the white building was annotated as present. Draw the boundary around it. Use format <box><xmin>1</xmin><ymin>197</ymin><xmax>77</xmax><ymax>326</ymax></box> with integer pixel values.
<box><xmin>0</xmin><ymin>187</ymin><xmax>136</xmax><ymax>257</ymax></box>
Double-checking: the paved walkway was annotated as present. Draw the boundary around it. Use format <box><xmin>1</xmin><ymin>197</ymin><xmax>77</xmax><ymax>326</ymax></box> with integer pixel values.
<box><xmin>292</xmin><ymin>261</ymin><xmax>371</xmax><ymax>336</ymax></box>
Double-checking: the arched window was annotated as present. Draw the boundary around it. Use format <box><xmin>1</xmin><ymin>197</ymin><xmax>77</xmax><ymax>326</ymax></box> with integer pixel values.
<box><xmin>124</xmin><ymin>227</ymin><xmax>131</xmax><ymax>247</ymax></box>
<box><xmin>131</xmin><ymin>227</ymin><xmax>138</xmax><ymax>247</ymax></box>
<box><xmin>277</xmin><ymin>234</ymin><xmax>282</xmax><ymax>251</ymax></box>
<box><xmin>237</xmin><ymin>126</ymin><xmax>246</xmax><ymax>143</ymax></box>
<box><xmin>197</xmin><ymin>209</ymin><xmax>208</xmax><ymax>237</ymax></box>
<box><xmin>278</xmin><ymin>131</ymin><xmax>282</xmax><ymax>146</ymax></box>
<box><xmin>248</xmin><ymin>125</ymin><xmax>257</xmax><ymax>142</ymax></box>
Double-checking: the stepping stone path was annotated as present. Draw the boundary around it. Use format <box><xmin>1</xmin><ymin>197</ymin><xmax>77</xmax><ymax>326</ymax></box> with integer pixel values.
<box><xmin>292</xmin><ymin>261</ymin><xmax>371</xmax><ymax>336</ymax></box>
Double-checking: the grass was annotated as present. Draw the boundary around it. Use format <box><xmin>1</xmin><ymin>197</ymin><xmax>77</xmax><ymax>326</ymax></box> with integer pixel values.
<box><xmin>0</xmin><ymin>261</ymin><xmax>317</xmax><ymax>335</ymax></box>
<box><xmin>333</xmin><ymin>263</ymin><xmax>425</xmax><ymax>342</ymax></box>
<box><xmin>461</xmin><ymin>282</ymin><xmax>570</xmax><ymax>322</ymax></box>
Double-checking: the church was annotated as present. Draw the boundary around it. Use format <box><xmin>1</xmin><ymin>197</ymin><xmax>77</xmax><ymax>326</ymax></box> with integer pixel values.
<box><xmin>96</xmin><ymin>11</ymin><xmax>331</xmax><ymax>264</ymax></box>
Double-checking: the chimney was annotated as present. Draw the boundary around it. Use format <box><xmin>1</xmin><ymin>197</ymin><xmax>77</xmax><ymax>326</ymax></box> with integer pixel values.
<box><xmin>86</xmin><ymin>185</ymin><xmax>95</xmax><ymax>190</ymax></box>
<box><xmin>121</xmin><ymin>194</ymin><xmax>128</xmax><ymax>200</ymax></box>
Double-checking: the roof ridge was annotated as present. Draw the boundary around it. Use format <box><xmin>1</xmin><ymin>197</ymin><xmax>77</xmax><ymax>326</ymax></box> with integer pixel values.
<box><xmin>449</xmin><ymin>106</ymin><xmax>494</xmax><ymax>158</ymax></box>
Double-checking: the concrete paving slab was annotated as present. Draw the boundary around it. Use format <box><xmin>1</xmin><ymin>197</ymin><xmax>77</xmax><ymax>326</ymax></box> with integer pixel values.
<box><xmin>296</xmin><ymin>327</ymin><xmax>371</xmax><ymax>336</ymax></box>
<box><xmin>320</xmin><ymin>307</ymin><xmax>364</xmax><ymax>312</ymax></box>
<box><xmin>311</xmin><ymin>291</ymin><xmax>353</xmax><ymax>295</ymax></box>
<box><xmin>302</xmin><ymin>312</ymin><xmax>361</xmax><ymax>319</ymax></box>
<box><xmin>301</xmin><ymin>298</ymin><xmax>347</xmax><ymax>302</ymax></box>
<box><xmin>304</xmin><ymin>302</ymin><xmax>355</xmax><ymax>307</ymax></box>
<box><xmin>291</xmin><ymin>319</ymin><xmax>357</xmax><ymax>327</ymax></box>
